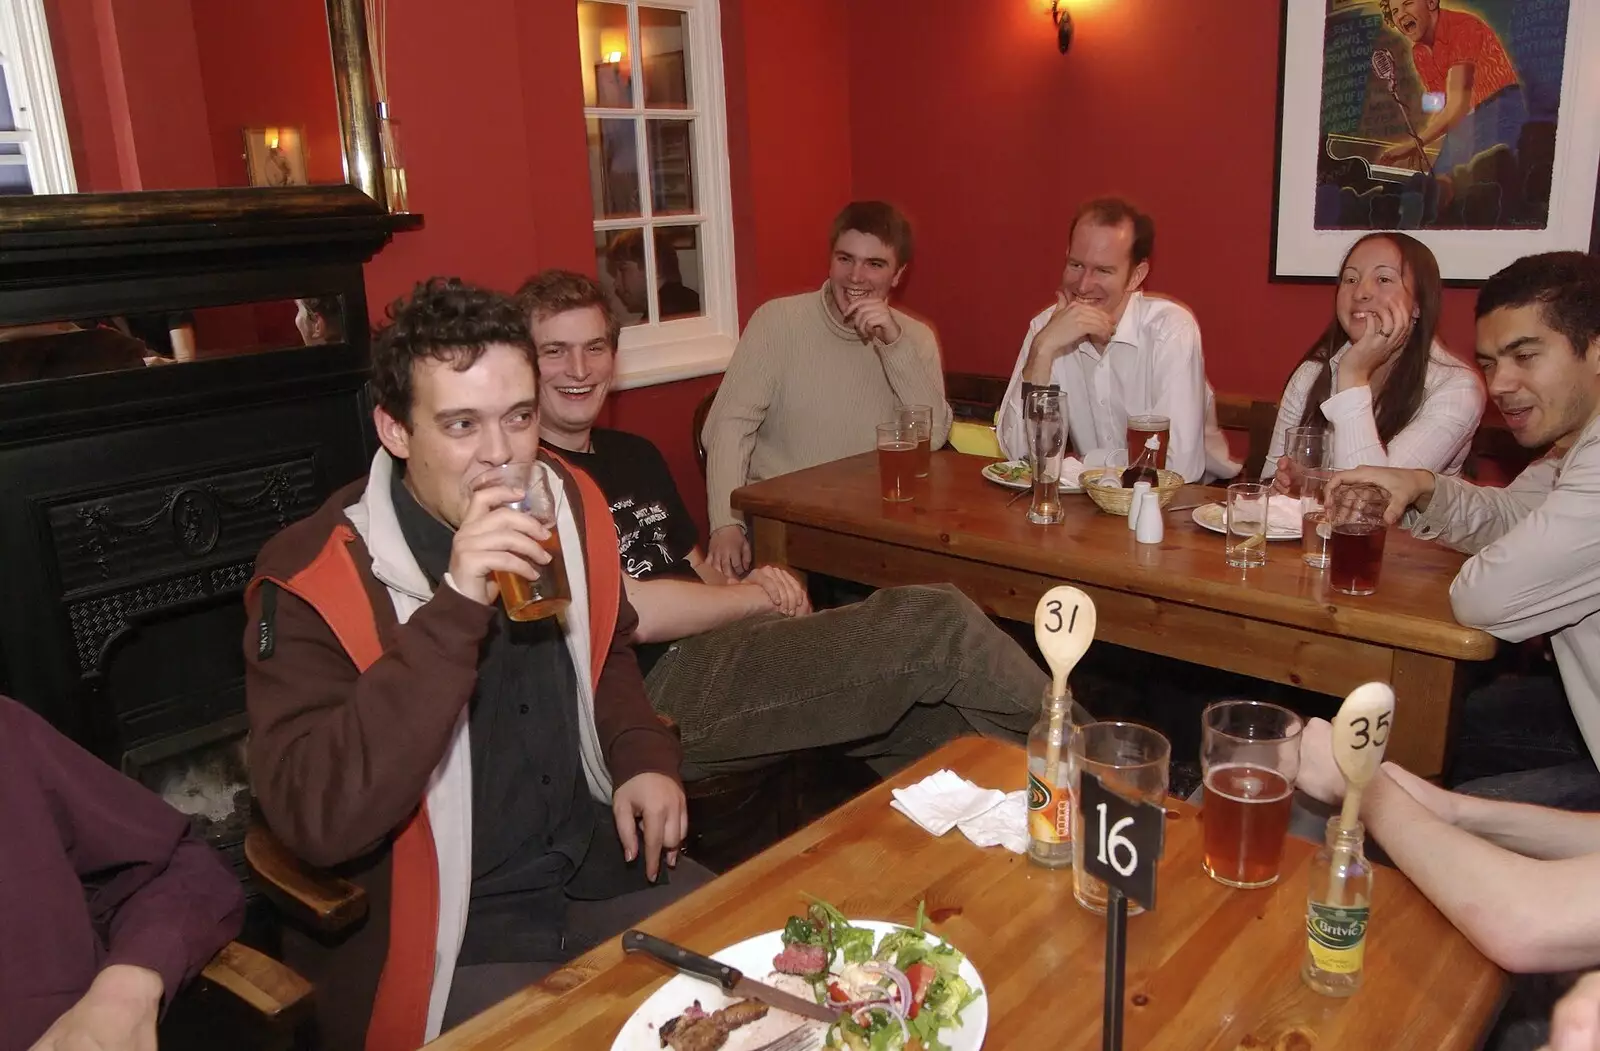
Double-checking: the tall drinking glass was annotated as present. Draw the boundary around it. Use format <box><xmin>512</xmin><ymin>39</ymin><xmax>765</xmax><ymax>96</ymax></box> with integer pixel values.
<box><xmin>876</xmin><ymin>421</ymin><xmax>919</xmax><ymax>503</ymax></box>
<box><xmin>1225</xmin><ymin>483</ymin><xmax>1270</xmax><ymax>568</ymax></box>
<box><xmin>467</xmin><ymin>462</ymin><xmax>571</xmax><ymax>622</ymax></box>
<box><xmin>1069</xmin><ymin>721</ymin><xmax>1170</xmax><ymax>915</ymax></box>
<box><xmin>1201</xmin><ymin>701</ymin><xmax>1303</xmax><ymax>888</ymax></box>
<box><xmin>1282</xmin><ymin>426</ymin><xmax>1329</xmax><ymax>497</ymax></box>
<box><xmin>1301</xmin><ymin>468</ymin><xmax>1333</xmax><ymax>569</ymax></box>
<box><xmin>897</xmin><ymin>404</ymin><xmax>934</xmax><ymax>478</ymax></box>
<box><xmin>1328</xmin><ymin>483</ymin><xmax>1390</xmax><ymax>596</ymax></box>
<box><xmin>1025</xmin><ymin>388</ymin><xmax>1066</xmax><ymax>525</ymax></box>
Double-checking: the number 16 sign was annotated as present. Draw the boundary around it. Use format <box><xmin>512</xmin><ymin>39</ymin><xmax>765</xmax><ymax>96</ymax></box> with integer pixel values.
<box><xmin>1079</xmin><ymin>772</ymin><xmax>1165</xmax><ymax>911</ymax></box>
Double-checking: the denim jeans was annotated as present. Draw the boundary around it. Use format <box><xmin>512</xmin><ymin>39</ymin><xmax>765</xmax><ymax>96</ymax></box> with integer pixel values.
<box><xmin>645</xmin><ymin>584</ymin><xmax>1047</xmax><ymax>779</ymax></box>
<box><xmin>1448</xmin><ymin>674</ymin><xmax>1600</xmax><ymax>811</ymax></box>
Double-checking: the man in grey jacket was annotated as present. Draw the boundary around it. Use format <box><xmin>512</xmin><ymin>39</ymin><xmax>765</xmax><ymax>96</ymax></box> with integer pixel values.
<box><xmin>1332</xmin><ymin>251</ymin><xmax>1600</xmax><ymax>809</ymax></box>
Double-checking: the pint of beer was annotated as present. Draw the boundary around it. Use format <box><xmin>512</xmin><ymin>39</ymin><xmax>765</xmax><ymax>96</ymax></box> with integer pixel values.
<box><xmin>1200</xmin><ymin>701</ymin><xmax>1303</xmax><ymax>888</ymax></box>
<box><xmin>469</xmin><ymin>461</ymin><xmax>572</xmax><ymax>622</ymax></box>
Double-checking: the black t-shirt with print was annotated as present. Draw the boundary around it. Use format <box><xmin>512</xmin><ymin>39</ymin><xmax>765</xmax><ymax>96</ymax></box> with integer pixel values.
<box><xmin>557</xmin><ymin>429</ymin><xmax>702</xmax><ymax>675</ymax></box>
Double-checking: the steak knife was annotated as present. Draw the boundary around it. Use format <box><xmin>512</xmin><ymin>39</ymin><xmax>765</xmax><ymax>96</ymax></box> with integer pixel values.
<box><xmin>622</xmin><ymin>929</ymin><xmax>840</xmax><ymax>1024</ymax></box>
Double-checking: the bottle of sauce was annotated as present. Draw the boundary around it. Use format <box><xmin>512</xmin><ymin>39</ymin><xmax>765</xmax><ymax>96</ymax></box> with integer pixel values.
<box><xmin>1121</xmin><ymin>434</ymin><xmax>1162</xmax><ymax>489</ymax></box>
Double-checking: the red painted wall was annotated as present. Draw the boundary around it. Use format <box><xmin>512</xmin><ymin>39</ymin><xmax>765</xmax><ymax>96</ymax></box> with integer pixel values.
<box><xmin>845</xmin><ymin>0</ymin><xmax>1482</xmax><ymax>400</ymax></box>
<box><xmin>100</xmin><ymin>0</ymin><xmax>215</xmax><ymax>191</ymax></box>
<box><xmin>190</xmin><ymin>0</ymin><xmax>344</xmax><ymax>187</ymax></box>
<box><xmin>42</xmin><ymin>0</ymin><xmax>121</xmax><ymax>192</ymax></box>
<box><xmin>358</xmin><ymin>0</ymin><xmax>852</xmax><ymax>540</ymax></box>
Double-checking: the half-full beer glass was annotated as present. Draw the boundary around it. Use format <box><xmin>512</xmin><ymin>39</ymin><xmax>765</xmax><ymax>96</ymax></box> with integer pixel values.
<box><xmin>1025</xmin><ymin>388</ymin><xmax>1065</xmax><ymax>525</ymax></box>
<box><xmin>468</xmin><ymin>462</ymin><xmax>571</xmax><ymax>621</ymax></box>
<box><xmin>1201</xmin><ymin>701</ymin><xmax>1303</xmax><ymax>888</ymax></box>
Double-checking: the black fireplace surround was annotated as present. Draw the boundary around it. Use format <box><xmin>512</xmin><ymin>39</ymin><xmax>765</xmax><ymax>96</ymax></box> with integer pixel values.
<box><xmin>0</xmin><ymin>198</ymin><xmax>413</xmax><ymax>896</ymax></box>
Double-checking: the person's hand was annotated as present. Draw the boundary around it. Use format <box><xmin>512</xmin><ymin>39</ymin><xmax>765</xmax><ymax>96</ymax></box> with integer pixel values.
<box><xmin>841</xmin><ymin>297</ymin><xmax>901</xmax><ymax>345</ymax></box>
<box><xmin>446</xmin><ymin>483</ymin><xmax>553</xmax><ymax>605</ymax></box>
<box><xmin>1546</xmin><ymin>971</ymin><xmax>1600</xmax><ymax>1051</ymax></box>
<box><xmin>29</xmin><ymin>964</ymin><xmax>162</xmax><ymax>1051</ymax></box>
<box><xmin>1339</xmin><ymin>298</ymin><xmax>1413</xmax><ymax>389</ymax></box>
<box><xmin>1376</xmin><ymin>141</ymin><xmax>1414</xmax><ymax>166</ymax></box>
<box><xmin>1295</xmin><ymin>718</ymin><xmax>1346</xmax><ymax>806</ymax></box>
<box><xmin>706</xmin><ymin>525</ymin><xmax>752</xmax><ymax>579</ymax></box>
<box><xmin>1271</xmin><ymin>455</ymin><xmax>1298</xmax><ymax>495</ymax></box>
<box><xmin>612</xmin><ymin>771</ymin><xmax>687</xmax><ymax>882</ymax></box>
<box><xmin>1325</xmin><ymin>466</ymin><xmax>1435</xmax><ymax>525</ymax></box>
<box><xmin>1026</xmin><ymin>293</ymin><xmax>1115</xmax><ymax>381</ymax></box>
<box><xmin>745</xmin><ymin>565</ymin><xmax>810</xmax><ymax>617</ymax></box>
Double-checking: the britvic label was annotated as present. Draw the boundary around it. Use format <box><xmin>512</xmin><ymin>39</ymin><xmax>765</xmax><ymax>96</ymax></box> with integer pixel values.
<box><xmin>1307</xmin><ymin>903</ymin><xmax>1368</xmax><ymax>974</ymax></box>
<box><xmin>1027</xmin><ymin>772</ymin><xmax>1071</xmax><ymax>845</ymax></box>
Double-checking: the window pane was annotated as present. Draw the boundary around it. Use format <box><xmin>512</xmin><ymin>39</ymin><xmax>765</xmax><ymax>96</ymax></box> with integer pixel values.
<box><xmin>647</xmin><ymin>119</ymin><xmax>695</xmax><ymax>215</ymax></box>
<box><xmin>640</xmin><ymin>7</ymin><xmax>690</xmax><ymax>109</ymax></box>
<box><xmin>654</xmin><ymin>225</ymin><xmax>704</xmax><ymax>321</ymax></box>
<box><xmin>0</xmin><ymin>144</ymin><xmax>21</xmax><ymax>155</ymax></box>
<box><xmin>577</xmin><ymin>1</ymin><xmax>632</xmax><ymax>108</ymax></box>
<box><xmin>596</xmin><ymin>228</ymin><xmax>648</xmax><ymax>326</ymax></box>
<box><xmin>0</xmin><ymin>67</ymin><xmax>17</xmax><ymax>133</ymax></box>
<box><xmin>587</xmin><ymin>117</ymin><xmax>641</xmax><ymax>219</ymax></box>
<box><xmin>0</xmin><ymin>162</ymin><xmax>32</xmax><ymax>196</ymax></box>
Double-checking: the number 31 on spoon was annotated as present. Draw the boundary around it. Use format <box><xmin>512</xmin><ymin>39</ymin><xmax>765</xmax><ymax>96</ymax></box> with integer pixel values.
<box><xmin>1033</xmin><ymin>586</ymin><xmax>1098</xmax><ymax>784</ymax></box>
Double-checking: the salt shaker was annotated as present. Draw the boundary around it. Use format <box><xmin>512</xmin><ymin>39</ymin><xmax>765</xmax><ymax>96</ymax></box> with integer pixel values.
<box><xmin>1135</xmin><ymin>490</ymin><xmax>1165</xmax><ymax>544</ymax></box>
<box><xmin>1128</xmin><ymin>480</ymin><xmax>1153</xmax><ymax>531</ymax></box>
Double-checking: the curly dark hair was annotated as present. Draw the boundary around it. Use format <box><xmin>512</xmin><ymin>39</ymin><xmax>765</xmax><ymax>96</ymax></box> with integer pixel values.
<box><xmin>370</xmin><ymin>278</ymin><xmax>534</xmax><ymax>427</ymax></box>
<box><xmin>516</xmin><ymin>269</ymin><xmax>622</xmax><ymax>349</ymax></box>
<box><xmin>1477</xmin><ymin>251</ymin><xmax>1600</xmax><ymax>358</ymax></box>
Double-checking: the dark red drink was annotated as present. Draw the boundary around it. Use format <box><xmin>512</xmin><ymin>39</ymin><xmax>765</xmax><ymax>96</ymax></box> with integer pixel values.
<box><xmin>1329</xmin><ymin>521</ymin><xmax>1387</xmax><ymax>596</ymax></box>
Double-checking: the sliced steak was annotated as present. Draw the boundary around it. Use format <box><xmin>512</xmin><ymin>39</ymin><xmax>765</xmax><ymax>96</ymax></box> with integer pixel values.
<box><xmin>772</xmin><ymin>943</ymin><xmax>830</xmax><ymax>975</ymax></box>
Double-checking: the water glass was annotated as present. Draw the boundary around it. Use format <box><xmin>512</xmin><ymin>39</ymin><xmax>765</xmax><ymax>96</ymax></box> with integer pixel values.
<box><xmin>876</xmin><ymin>421</ymin><xmax>920</xmax><ymax>502</ymax></box>
<box><xmin>1225</xmin><ymin>482</ymin><xmax>1270</xmax><ymax>568</ymax></box>
<box><xmin>1328</xmin><ymin>483</ymin><xmax>1390</xmax><ymax>596</ymax></box>
<box><xmin>896</xmin><ymin>404</ymin><xmax>934</xmax><ymax>478</ymax></box>
<box><xmin>1283</xmin><ymin>426</ymin><xmax>1329</xmax><ymax>497</ymax></box>
<box><xmin>1300</xmin><ymin>468</ymin><xmax>1333</xmax><ymax>569</ymax></box>
<box><xmin>1201</xmin><ymin>701</ymin><xmax>1303</xmax><ymax>889</ymax></box>
<box><xmin>1070</xmin><ymin>721</ymin><xmax>1170</xmax><ymax>915</ymax></box>
<box><xmin>1025</xmin><ymin>388</ymin><xmax>1066</xmax><ymax>525</ymax></box>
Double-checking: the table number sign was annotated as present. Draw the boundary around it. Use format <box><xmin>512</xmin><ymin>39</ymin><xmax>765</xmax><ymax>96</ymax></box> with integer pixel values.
<box><xmin>1080</xmin><ymin>771</ymin><xmax>1166</xmax><ymax>1051</ymax></box>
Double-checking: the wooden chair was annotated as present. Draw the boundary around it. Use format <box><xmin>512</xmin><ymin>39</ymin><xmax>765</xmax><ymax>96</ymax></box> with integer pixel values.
<box><xmin>155</xmin><ymin>937</ymin><xmax>313</xmax><ymax>1051</ymax></box>
<box><xmin>692</xmin><ymin>386</ymin><xmax>717</xmax><ymax>477</ymax></box>
<box><xmin>1214</xmin><ymin>393</ymin><xmax>1280</xmax><ymax>480</ymax></box>
<box><xmin>1464</xmin><ymin>421</ymin><xmax>1539</xmax><ymax>484</ymax></box>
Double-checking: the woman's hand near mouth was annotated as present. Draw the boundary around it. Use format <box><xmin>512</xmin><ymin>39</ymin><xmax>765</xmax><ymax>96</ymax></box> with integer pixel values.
<box><xmin>1339</xmin><ymin>300</ymin><xmax>1413</xmax><ymax>391</ymax></box>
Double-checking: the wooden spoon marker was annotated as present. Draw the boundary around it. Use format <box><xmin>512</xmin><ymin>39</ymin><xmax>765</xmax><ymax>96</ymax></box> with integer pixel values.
<box><xmin>1327</xmin><ymin>682</ymin><xmax>1396</xmax><ymax>902</ymax></box>
<box><xmin>1033</xmin><ymin>586</ymin><xmax>1098</xmax><ymax>787</ymax></box>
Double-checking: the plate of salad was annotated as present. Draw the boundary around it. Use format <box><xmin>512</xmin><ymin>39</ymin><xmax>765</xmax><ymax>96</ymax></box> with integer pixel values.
<box><xmin>981</xmin><ymin>459</ymin><xmax>1085</xmax><ymax>494</ymax></box>
<box><xmin>611</xmin><ymin>899</ymin><xmax>986</xmax><ymax>1051</ymax></box>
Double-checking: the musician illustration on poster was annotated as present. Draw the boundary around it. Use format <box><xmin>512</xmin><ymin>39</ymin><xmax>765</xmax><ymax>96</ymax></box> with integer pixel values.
<box><xmin>1314</xmin><ymin>0</ymin><xmax>1569</xmax><ymax>233</ymax></box>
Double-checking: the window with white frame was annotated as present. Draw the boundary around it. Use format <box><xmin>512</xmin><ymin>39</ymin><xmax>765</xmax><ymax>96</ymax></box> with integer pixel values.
<box><xmin>0</xmin><ymin>0</ymin><xmax>76</xmax><ymax>195</ymax></box>
<box><xmin>577</xmin><ymin>0</ymin><xmax>736</xmax><ymax>387</ymax></box>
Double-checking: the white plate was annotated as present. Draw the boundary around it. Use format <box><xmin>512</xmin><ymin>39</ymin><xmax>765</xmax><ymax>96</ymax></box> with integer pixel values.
<box><xmin>1191</xmin><ymin>502</ymin><xmax>1302</xmax><ymax>541</ymax></box>
<box><xmin>981</xmin><ymin>460</ymin><xmax>1084</xmax><ymax>495</ymax></box>
<box><xmin>610</xmin><ymin>920</ymin><xmax>988</xmax><ymax>1051</ymax></box>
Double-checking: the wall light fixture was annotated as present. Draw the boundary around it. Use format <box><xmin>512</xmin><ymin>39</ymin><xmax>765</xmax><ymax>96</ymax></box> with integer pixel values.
<box><xmin>1051</xmin><ymin>0</ymin><xmax>1074</xmax><ymax>54</ymax></box>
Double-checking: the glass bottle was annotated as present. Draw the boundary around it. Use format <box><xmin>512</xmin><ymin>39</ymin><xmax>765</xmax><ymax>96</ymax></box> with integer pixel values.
<box><xmin>1027</xmin><ymin>688</ymin><xmax>1077</xmax><ymax>868</ymax></box>
<box><xmin>1303</xmin><ymin>818</ymin><xmax>1373</xmax><ymax>997</ymax></box>
<box><xmin>1121</xmin><ymin>434</ymin><xmax>1162</xmax><ymax>489</ymax></box>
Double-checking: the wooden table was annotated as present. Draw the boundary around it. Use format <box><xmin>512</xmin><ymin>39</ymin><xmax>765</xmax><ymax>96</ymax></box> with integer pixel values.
<box><xmin>428</xmin><ymin>737</ymin><xmax>1505</xmax><ymax>1050</ymax></box>
<box><xmin>731</xmin><ymin>452</ymin><xmax>1498</xmax><ymax>777</ymax></box>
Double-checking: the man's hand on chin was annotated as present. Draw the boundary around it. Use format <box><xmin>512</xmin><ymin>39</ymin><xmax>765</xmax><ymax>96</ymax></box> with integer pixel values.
<box><xmin>613</xmin><ymin>771</ymin><xmax>688</xmax><ymax>882</ymax></box>
<box><xmin>30</xmin><ymin>965</ymin><xmax>163</xmax><ymax>1051</ymax></box>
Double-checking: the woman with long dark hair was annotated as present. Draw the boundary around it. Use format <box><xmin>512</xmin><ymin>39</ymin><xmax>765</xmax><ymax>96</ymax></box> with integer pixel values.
<box><xmin>1265</xmin><ymin>232</ymin><xmax>1483</xmax><ymax>485</ymax></box>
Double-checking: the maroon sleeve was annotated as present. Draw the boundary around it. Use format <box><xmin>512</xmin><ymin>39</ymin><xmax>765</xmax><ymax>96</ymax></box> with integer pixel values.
<box><xmin>594</xmin><ymin>589</ymin><xmax>683</xmax><ymax>787</ymax></box>
<box><xmin>245</xmin><ymin>580</ymin><xmax>495</xmax><ymax>867</ymax></box>
<box><xmin>11</xmin><ymin>699</ymin><xmax>243</xmax><ymax>1009</ymax></box>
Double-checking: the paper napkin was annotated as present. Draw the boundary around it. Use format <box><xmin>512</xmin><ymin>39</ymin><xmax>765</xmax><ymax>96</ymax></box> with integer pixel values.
<box><xmin>890</xmin><ymin>769</ymin><xmax>1027</xmax><ymax>854</ymax></box>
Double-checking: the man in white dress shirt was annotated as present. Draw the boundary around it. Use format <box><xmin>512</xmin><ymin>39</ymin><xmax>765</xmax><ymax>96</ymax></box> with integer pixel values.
<box><xmin>996</xmin><ymin>198</ymin><xmax>1238</xmax><ymax>482</ymax></box>
<box><xmin>1332</xmin><ymin>251</ymin><xmax>1600</xmax><ymax>810</ymax></box>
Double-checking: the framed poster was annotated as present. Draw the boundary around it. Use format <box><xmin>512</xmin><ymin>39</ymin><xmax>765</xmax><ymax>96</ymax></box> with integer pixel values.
<box><xmin>1271</xmin><ymin>0</ymin><xmax>1600</xmax><ymax>282</ymax></box>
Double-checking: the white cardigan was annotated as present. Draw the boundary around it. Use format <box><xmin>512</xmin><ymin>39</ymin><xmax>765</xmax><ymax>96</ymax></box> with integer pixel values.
<box><xmin>1263</xmin><ymin>342</ymin><xmax>1485</xmax><ymax>477</ymax></box>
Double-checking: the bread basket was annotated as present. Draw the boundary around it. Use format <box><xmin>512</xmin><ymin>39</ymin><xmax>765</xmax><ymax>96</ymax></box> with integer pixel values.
<box><xmin>1079</xmin><ymin>467</ymin><xmax>1186</xmax><ymax>516</ymax></box>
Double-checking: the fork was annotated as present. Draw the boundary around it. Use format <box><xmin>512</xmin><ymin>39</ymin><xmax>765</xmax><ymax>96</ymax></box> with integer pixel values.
<box><xmin>752</xmin><ymin>1023</ymin><xmax>827</xmax><ymax>1051</ymax></box>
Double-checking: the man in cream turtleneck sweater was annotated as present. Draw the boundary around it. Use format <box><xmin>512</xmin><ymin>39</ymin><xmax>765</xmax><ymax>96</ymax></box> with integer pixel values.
<box><xmin>701</xmin><ymin>201</ymin><xmax>952</xmax><ymax>578</ymax></box>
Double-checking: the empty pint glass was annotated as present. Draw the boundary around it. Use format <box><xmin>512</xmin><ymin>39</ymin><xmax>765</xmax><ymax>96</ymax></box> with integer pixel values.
<box><xmin>1026</xmin><ymin>388</ymin><xmax>1066</xmax><ymax>525</ymax></box>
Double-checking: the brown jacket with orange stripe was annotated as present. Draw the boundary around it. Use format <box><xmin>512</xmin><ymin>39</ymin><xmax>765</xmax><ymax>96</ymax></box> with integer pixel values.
<box><xmin>243</xmin><ymin>449</ymin><xmax>680</xmax><ymax>1051</ymax></box>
